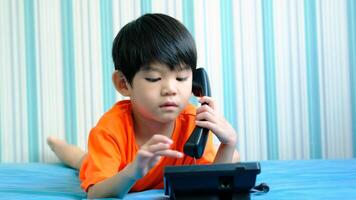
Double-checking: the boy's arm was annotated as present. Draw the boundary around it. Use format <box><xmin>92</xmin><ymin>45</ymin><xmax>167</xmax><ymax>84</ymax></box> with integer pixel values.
<box><xmin>212</xmin><ymin>143</ymin><xmax>240</xmax><ymax>163</ymax></box>
<box><xmin>87</xmin><ymin>163</ymin><xmax>137</xmax><ymax>198</ymax></box>
<box><xmin>213</xmin><ymin>142</ymin><xmax>239</xmax><ymax>163</ymax></box>
<box><xmin>87</xmin><ymin>134</ymin><xmax>183</xmax><ymax>199</ymax></box>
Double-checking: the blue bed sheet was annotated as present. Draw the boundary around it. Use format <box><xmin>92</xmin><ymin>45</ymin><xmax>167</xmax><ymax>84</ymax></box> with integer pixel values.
<box><xmin>0</xmin><ymin>159</ymin><xmax>355</xmax><ymax>199</ymax></box>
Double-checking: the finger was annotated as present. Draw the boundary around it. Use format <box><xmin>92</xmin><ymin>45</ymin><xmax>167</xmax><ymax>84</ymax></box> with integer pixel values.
<box><xmin>136</xmin><ymin>149</ymin><xmax>154</xmax><ymax>160</ymax></box>
<box><xmin>147</xmin><ymin>134</ymin><xmax>173</xmax><ymax>145</ymax></box>
<box><xmin>146</xmin><ymin>142</ymin><xmax>171</xmax><ymax>153</ymax></box>
<box><xmin>195</xmin><ymin>120</ymin><xmax>218</xmax><ymax>132</ymax></box>
<box><xmin>154</xmin><ymin>149</ymin><xmax>184</xmax><ymax>158</ymax></box>
<box><xmin>196</xmin><ymin>104</ymin><xmax>215</xmax><ymax>115</ymax></box>
<box><xmin>198</xmin><ymin>96</ymin><xmax>215</xmax><ymax>109</ymax></box>
<box><xmin>196</xmin><ymin>111</ymin><xmax>217</xmax><ymax>123</ymax></box>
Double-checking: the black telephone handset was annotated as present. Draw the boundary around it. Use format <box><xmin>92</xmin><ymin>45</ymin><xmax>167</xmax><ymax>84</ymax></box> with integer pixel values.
<box><xmin>183</xmin><ymin>68</ymin><xmax>211</xmax><ymax>159</ymax></box>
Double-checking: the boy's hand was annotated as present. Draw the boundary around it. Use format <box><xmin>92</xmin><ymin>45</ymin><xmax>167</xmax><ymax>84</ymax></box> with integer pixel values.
<box><xmin>129</xmin><ymin>135</ymin><xmax>183</xmax><ymax>180</ymax></box>
<box><xmin>195</xmin><ymin>96</ymin><xmax>237</xmax><ymax>146</ymax></box>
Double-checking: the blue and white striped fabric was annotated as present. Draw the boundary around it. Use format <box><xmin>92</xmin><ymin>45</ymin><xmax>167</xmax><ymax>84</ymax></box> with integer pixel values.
<box><xmin>0</xmin><ymin>0</ymin><xmax>355</xmax><ymax>162</ymax></box>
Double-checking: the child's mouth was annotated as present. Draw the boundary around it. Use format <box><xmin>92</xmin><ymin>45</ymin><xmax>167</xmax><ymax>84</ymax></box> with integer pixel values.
<box><xmin>160</xmin><ymin>102</ymin><xmax>178</xmax><ymax>108</ymax></box>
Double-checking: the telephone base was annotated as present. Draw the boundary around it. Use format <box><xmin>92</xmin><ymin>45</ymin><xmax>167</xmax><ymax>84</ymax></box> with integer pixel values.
<box><xmin>163</xmin><ymin>162</ymin><xmax>260</xmax><ymax>200</ymax></box>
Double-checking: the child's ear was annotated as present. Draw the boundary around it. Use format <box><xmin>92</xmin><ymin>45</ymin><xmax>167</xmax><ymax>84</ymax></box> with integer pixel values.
<box><xmin>112</xmin><ymin>70</ymin><xmax>131</xmax><ymax>96</ymax></box>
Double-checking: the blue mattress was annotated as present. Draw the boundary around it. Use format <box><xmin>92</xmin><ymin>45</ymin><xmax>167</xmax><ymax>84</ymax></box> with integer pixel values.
<box><xmin>0</xmin><ymin>159</ymin><xmax>355</xmax><ymax>199</ymax></box>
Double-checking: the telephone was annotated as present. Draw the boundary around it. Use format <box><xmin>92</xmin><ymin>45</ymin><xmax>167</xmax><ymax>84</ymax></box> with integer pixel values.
<box><xmin>165</xmin><ymin>69</ymin><xmax>267</xmax><ymax>200</ymax></box>
<box><xmin>164</xmin><ymin>162</ymin><xmax>264</xmax><ymax>200</ymax></box>
<box><xmin>183</xmin><ymin>68</ymin><xmax>211</xmax><ymax>159</ymax></box>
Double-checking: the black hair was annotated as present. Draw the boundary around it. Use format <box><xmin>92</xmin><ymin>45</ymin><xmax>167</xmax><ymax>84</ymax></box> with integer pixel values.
<box><xmin>112</xmin><ymin>13</ymin><xmax>197</xmax><ymax>85</ymax></box>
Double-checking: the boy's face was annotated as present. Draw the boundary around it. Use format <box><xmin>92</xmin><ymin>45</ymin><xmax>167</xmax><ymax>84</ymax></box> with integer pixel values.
<box><xmin>128</xmin><ymin>62</ymin><xmax>193</xmax><ymax>123</ymax></box>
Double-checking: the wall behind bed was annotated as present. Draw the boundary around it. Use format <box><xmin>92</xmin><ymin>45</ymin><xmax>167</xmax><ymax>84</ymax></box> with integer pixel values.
<box><xmin>0</xmin><ymin>0</ymin><xmax>355</xmax><ymax>162</ymax></box>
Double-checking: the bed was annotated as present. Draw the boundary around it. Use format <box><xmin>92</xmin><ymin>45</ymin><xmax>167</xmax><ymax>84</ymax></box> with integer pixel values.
<box><xmin>0</xmin><ymin>159</ymin><xmax>355</xmax><ymax>199</ymax></box>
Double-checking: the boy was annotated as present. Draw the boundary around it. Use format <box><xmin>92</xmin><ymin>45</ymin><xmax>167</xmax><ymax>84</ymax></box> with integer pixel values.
<box><xmin>48</xmin><ymin>13</ymin><xmax>239</xmax><ymax>199</ymax></box>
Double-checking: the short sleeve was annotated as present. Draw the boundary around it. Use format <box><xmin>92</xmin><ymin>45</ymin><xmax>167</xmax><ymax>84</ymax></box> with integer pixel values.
<box><xmin>79</xmin><ymin>127</ymin><xmax>121</xmax><ymax>191</ymax></box>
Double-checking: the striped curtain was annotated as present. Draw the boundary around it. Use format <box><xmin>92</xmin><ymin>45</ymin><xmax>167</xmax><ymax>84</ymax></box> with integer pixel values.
<box><xmin>0</xmin><ymin>0</ymin><xmax>355</xmax><ymax>162</ymax></box>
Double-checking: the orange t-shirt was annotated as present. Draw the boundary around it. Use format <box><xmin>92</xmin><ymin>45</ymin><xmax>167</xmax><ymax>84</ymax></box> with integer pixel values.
<box><xmin>79</xmin><ymin>100</ymin><xmax>216</xmax><ymax>192</ymax></box>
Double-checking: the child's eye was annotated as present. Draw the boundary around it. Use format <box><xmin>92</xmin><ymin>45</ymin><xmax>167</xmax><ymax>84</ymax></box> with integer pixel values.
<box><xmin>145</xmin><ymin>78</ymin><xmax>161</xmax><ymax>82</ymax></box>
<box><xmin>176</xmin><ymin>77</ymin><xmax>188</xmax><ymax>81</ymax></box>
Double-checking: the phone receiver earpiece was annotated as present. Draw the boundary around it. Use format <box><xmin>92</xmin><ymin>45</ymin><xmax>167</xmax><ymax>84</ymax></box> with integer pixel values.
<box><xmin>192</xmin><ymin>68</ymin><xmax>211</xmax><ymax>97</ymax></box>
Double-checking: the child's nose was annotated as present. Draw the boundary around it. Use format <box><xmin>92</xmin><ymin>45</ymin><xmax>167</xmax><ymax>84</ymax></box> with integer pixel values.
<box><xmin>161</xmin><ymin>80</ymin><xmax>177</xmax><ymax>96</ymax></box>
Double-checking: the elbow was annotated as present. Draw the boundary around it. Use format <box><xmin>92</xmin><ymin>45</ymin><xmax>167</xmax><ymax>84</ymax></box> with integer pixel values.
<box><xmin>87</xmin><ymin>186</ymin><xmax>96</xmax><ymax>199</ymax></box>
<box><xmin>87</xmin><ymin>185</ymin><xmax>104</xmax><ymax>199</ymax></box>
